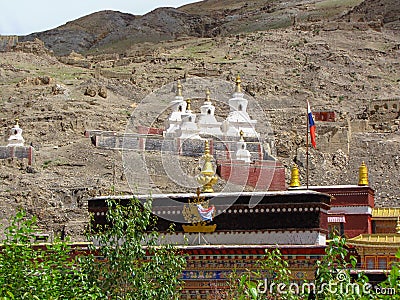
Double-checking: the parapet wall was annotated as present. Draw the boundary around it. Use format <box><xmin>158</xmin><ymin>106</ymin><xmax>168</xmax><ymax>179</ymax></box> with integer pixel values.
<box><xmin>0</xmin><ymin>146</ymin><xmax>34</xmax><ymax>165</ymax></box>
<box><xmin>85</xmin><ymin>130</ymin><xmax>264</xmax><ymax>160</ymax></box>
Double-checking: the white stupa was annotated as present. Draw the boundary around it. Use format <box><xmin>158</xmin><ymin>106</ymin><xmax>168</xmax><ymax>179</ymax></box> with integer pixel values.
<box><xmin>7</xmin><ymin>119</ymin><xmax>25</xmax><ymax>147</ymax></box>
<box><xmin>224</xmin><ymin>75</ymin><xmax>258</xmax><ymax>138</ymax></box>
<box><xmin>235</xmin><ymin>130</ymin><xmax>251</xmax><ymax>162</ymax></box>
<box><xmin>179</xmin><ymin>99</ymin><xmax>201</xmax><ymax>139</ymax></box>
<box><xmin>164</xmin><ymin>80</ymin><xmax>187</xmax><ymax>138</ymax></box>
<box><xmin>197</xmin><ymin>89</ymin><xmax>222</xmax><ymax>136</ymax></box>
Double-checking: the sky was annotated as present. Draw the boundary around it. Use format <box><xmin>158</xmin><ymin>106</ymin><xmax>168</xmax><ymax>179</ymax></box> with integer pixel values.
<box><xmin>0</xmin><ymin>0</ymin><xmax>198</xmax><ymax>36</ymax></box>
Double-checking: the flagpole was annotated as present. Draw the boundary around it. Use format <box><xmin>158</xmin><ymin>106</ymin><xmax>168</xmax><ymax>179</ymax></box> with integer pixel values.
<box><xmin>306</xmin><ymin>102</ymin><xmax>309</xmax><ymax>189</ymax></box>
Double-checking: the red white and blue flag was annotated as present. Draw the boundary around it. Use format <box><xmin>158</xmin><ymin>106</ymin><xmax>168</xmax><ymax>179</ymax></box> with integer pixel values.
<box><xmin>307</xmin><ymin>101</ymin><xmax>316</xmax><ymax>148</ymax></box>
<box><xmin>197</xmin><ymin>204</ymin><xmax>215</xmax><ymax>221</ymax></box>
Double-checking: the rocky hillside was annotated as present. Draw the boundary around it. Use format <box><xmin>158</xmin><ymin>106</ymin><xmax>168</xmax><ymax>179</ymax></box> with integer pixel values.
<box><xmin>0</xmin><ymin>0</ymin><xmax>399</xmax><ymax>240</ymax></box>
<box><xmin>344</xmin><ymin>0</ymin><xmax>400</xmax><ymax>30</ymax></box>
<box><xmin>20</xmin><ymin>0</ymin><xmax>399</xmax><ymax>56</ymax></box>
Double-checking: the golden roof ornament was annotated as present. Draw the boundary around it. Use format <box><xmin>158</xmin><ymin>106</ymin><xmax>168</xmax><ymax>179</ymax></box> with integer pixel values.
<box><xmin>358</xmin><ymin>161</ymin><xmax>368</xmax><ymax>186</ymax></box>
<box><xmin>176</xmin><ymin>80</ymin><xmax>182</xmax><ymax>96</ymax></box>
<box><xmin>186</xmin><ymin>98</ymin><xmax>191</xmax><ymax>111</ymax></box>
<box><xmin>205</xmin><ymin>88</ymin><xmax>211</xmax><ymax>103</ymax></box>
<box><xmin>239</xmin><ymin>129</ymin><xmax>244</xmax><ymax>141</ymax></box>
<box><xmin>396</xmin><ymin>217</ymin><xmax>400</xmax><ymax>234</ymax></box>
<box><xmin>15</xmin><ymin>118</ymin><xmax>19</xmax><ymax>126</ymax></box>
<box><xmin>235</xmin><ymin>74</ymin><xmax>242</xmax><ymax>93</ymax></box>
<box><xmin>196</xmin><ymin>140</ymin><xmax>218</xmax><ymax>193</ymax></box>
<box><xmin>182</xmin><ymin>187</ymin><xmax>217</xmax><ymax>233</ymax></box>
<box><xmin>289</xmin><ymin>164</ymin><xmax>301</xmax><ymax>188</ymax></box>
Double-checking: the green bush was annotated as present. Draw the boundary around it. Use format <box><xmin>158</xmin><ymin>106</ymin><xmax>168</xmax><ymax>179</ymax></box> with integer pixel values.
<box><xmin>0</xmin><ymin>197</ymin><xmax>186</xmax><ymax>300</ymax></box>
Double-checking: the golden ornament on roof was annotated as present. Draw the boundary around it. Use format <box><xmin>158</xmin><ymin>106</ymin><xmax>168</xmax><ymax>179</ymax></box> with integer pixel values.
<box><xmin>196</xmin><ymin>140</ymin><xmax>218</xmax><ymax>193</ymax></box>
<box><xmin>358</xmin><ymin>161</ymin><xmax>368</xmax><ymax>186</ymax></box>
<box><xmin>289</xmin><ymin>164</ymin><xmax>301</xmax><ymax>188</ymax></box>
<box><xmin>182</xmin><ymin>188</ymin><xmax>217</xmax><ymax>233</ymax></box>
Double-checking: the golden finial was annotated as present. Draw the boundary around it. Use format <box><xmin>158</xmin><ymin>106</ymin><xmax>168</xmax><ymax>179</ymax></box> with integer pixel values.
<box><xmin>176</xmin><ymin>80</ymin><xmax>182</xmax><ymax>96</ymax></box>
<box><xmin>196</xmin><ymin>140</ymin><xmax>218</xmax><ymax>193</ymax></box>
<box><xmin>15</xmin><ymin>118</ymin><xmax>19</xmax><ymax>126</ymax></box>
<box><xmin>289</xmin><ymin>164</ymin><xmax>301</xmax><ymax>188</ymax></box>
<box><xmin>235</xmin><ymin>74</ymin><xmax>242</xmax><ymax>93</ymax></box>
<box><xmin>186</xmin><ymin>98</ymin><xmax>191</xmax><ymax>111</ymax></box>
<box><xmin>396</xmin><ymin>217</ymin><xmax>400</xmax><ymax>234</ymax></box>
<box><xmin>358</xmin><ymin>161</ymin><xmax>368</xmax><ymax>186</ymax></box>
<box><xmin>204</xmin><ymin>140</ymin><xmax>210</xmax><ymax>156</ymax></box>
<box><xmin>205</xmin><ymin>88</ymin><xmax>211</xmax><ymax>103</ymax></box>
<box><xmin>239</xmin><ymin>130</ymin><xmax>244</xmax><ymax>140</ymax></box>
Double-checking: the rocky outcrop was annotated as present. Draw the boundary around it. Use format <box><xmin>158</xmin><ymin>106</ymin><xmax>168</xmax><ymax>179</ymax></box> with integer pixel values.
<box><xmin>343</xmin><ymin>0</ymin><xmax>400</xmax><ymax>30</ymax></box>
<box><xmin>13</xmin><ymin>38</ymin><xmax>52</xmax><ymax>56</ymax></box>
<box><xmin>16</xmin><ymin>76</ymin><xmax>53</xmax><ymax>87</ymax></box>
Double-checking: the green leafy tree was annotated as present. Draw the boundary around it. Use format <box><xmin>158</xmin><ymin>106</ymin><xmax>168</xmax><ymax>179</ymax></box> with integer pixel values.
<box><xmin>314</xmin><ymin>235</ymin><xmax>373</xmax><ymax>299</ymax></box>
<box><xmin>0</xmin><ymin>210</ymin><xmax>98</xmax><ymax>300</ymax></box>
<box><xmin>85</xmin><ymin>197</ymin><xmax>187</xmax><ymax>299</ymax></box>
<box><xmin>0</xmin><ymin>198</ymin><xmax>186</xmax><ymax>300</ymax></box>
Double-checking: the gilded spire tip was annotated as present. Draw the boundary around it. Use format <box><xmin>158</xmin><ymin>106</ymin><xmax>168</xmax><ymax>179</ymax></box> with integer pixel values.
<box><xmin>235</xmin><ymin>74</ymin><xmax>242</xmax><ymax>93</ymax></box>
<box><xmin>186</xmin><ymin>98</ymin><xmax>191</xmax><ymax>111</ymax></box>
<box><xmin>196</xmin><ymin>139</ymin><xmax>218</xmax><ymax>193</ymax></box>
<box><xmin>239</xmin><ymin>130</ymin><xmax>244</xmax><ymax>140</ymax></box>
<box><xmin>204</xmin><ymin>140</ymin><xmax>210</xmax><ymax>155</ymax></box>
<box><xmin>205</xmin><ymin>88</ymin><xmax>211</xmax><ymax>103</ymax></box>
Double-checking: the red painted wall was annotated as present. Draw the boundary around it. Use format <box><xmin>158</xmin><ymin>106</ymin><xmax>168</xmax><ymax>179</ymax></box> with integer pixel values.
<box><xmin>137</xmin><ymin>125</ymin><xmax>164</xmax><ymax>135</ymax></box>
<box><xmin>217</xmin><ymin>160</ymin><xmax>286</xmax><ymax>191</ymax></box>
<box><xmin>343</xmin><ymin>214</ymin><xmax>371</xmax><ymax>238</ymax></box>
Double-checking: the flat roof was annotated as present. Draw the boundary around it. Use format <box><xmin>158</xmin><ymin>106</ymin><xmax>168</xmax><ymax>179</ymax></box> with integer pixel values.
<box><xmin>291</xmin><ymin>185</ymin><xmax>369</xmax><ymax>190</ymax></box>
<box><xmin>90</xmin><ymin>189</ymin><xmax>326</xmax><ymax>201</ymax></box>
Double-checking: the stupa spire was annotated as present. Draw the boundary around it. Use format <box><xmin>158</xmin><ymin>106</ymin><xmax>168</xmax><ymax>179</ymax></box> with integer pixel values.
<box><xmin>196</xmin><ymin>140</ymin><xmax>218</xmax><ymax>193</ymax></box>
<box><xmin>235</xmin><ymin>74</ymin><xmax>242</xmax><ymax>93</ymax></box>
<box><xmin>205</xmin><ymin>88</ymin><xmax>211</xmax><ymax>103</ymax></box>
<box><xmin>186</xmin><ymin>99</ymin><xmax>191</xmax><ymax>111</ymax></box>
<box><xmin>239</xmin><ymin>129</ymin><xmax>244</xmax><ymax>141</ymax></box>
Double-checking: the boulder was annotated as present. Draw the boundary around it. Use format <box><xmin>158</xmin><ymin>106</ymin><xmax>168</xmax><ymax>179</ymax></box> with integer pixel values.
<box><xmin>84</xmin><ymin>85</ymin><xmax>97</xmax><ymax>97</ymax></box>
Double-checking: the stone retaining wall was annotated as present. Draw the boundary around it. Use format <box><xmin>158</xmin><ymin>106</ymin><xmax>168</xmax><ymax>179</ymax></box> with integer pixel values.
<box><xmin>0</xmin><ymin>146</ymin><xmax>34</xmax><ymax>165</ymax></box>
